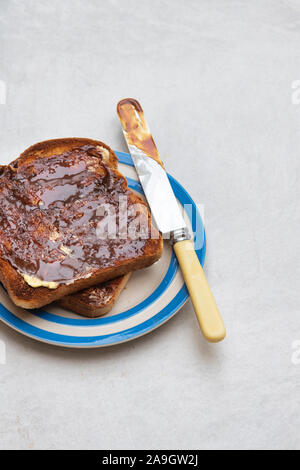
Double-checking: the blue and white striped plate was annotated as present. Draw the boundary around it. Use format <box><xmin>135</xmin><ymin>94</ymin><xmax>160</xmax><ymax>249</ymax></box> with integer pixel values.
<box><xmin>0</xmin><ymin>151</ymin><xmax>206</xmax><ymax>348</ymax></box>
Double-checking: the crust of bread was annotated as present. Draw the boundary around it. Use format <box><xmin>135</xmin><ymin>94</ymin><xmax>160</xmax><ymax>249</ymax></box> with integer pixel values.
<box><xmin>0</xmin><ymin>138</ymin><xmax>163</xmax><ymax>309</ymax></box>
<box><xmin>57</xmin><ymin>273</ymin><xmax>131</xmax><ymax>317</ymax></box>
<box><xmin>13</xmin><ymin>137</ymin><xmax>118</xmax><ymax>170</ymax></box>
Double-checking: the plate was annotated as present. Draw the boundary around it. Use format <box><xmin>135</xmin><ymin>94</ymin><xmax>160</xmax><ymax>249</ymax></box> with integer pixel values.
<box><xmin>0</xmin><ymin>151</ymin><xmax>206</xmax><ymax>347</ymax></box>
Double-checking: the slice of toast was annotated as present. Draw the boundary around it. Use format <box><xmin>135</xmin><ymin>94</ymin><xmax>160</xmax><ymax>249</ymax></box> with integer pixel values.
<box><xmin>57</xmin><ymin>141</ymin><xmax>130</xmax><ymax>317</ymax></box>
<box><xmin>0</xmin><ymin>138</ymin><xmax>163</xmax><ymax>309</ymax></box>
<box><xmin>58</xmin><ymin>273</ymin><xmax>131</xmax><ymax>317</ymax></box>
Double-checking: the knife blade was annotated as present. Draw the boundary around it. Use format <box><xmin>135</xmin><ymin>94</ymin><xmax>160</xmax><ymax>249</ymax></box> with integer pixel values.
<box><xmin>117</xmin><ymin>98</ymin><xmax>186</xmax><ymax>237</ymax></box>
<box><xmin>117</xmin><ymin>98</ymin><xmax>226</xmax><ymax>342</ymax></box>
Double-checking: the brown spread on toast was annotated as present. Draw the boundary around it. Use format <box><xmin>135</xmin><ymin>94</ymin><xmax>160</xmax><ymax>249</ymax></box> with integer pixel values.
<box><xmin>58</xmin><ymin>273</ymin><xmax>131</xmax><ymax>317</ymax></box>
<box><xmin>72</xmin><ymin>278</ymin><xmax>123</xmax><ymax>305</ymax></box>
<box><xmin>0</xmin><ymin>145</ymin><xmax>158</xmax><ymax>287</ymax></box>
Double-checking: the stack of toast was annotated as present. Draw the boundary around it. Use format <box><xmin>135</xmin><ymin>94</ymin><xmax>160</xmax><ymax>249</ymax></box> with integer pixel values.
<box><xmin>0</xmin><ymin>138</ymin><xmax>163</xmax><ymax>317</ymax></box>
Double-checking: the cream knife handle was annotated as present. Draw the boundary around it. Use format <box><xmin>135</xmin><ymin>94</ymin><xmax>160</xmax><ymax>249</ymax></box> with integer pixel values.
<box><xmin>174</xmin><ymin>239</ymin><xmax>226</xmax><ymax>342</ymax></box>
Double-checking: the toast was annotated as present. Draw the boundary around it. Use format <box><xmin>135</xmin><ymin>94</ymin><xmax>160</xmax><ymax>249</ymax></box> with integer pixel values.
<box><xmin>57</xmin><ymin>142</ymin><xmax>130</xmax><ymax>317</ymax></box>
<box><xmin>0</xmin><ymin>138</ymin><xmax>163</xmax><ymax>309</ymax></box>
<box><xmin>58</xmin><ymin>273</ymin><xmax>131</xmax><ymax>317</ymax></box>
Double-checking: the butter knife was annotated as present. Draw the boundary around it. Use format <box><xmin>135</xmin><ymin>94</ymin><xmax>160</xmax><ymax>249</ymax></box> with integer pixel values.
<box><xmin>117</xmin><ymin>98</ymin><xmax>226</xmax><ymax>342</ymax></box>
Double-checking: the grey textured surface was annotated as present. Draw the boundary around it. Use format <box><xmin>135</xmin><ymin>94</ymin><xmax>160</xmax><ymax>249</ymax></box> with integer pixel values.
<box><xmin>0</xmin><ymin>0</ymin><xmax>299</xmax><ymax>450</ymax></box>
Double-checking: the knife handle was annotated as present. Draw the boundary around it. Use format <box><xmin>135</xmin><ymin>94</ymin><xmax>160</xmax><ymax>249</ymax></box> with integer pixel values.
<box><xmin>173</xmin><ymin>239</ymin><xmax>226</xmax><ymax>343</ymax></box>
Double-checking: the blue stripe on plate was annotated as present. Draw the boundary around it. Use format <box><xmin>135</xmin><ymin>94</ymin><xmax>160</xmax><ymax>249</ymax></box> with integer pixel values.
<box><xmin>115</xmin><ymin>151</ymin><xmax>134</xmax><ymax>167</ymax></box>
<box><xmin>0</xmin><ymin>287</ymin><xmax>188</xmax><ymax>346</ymax></box>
